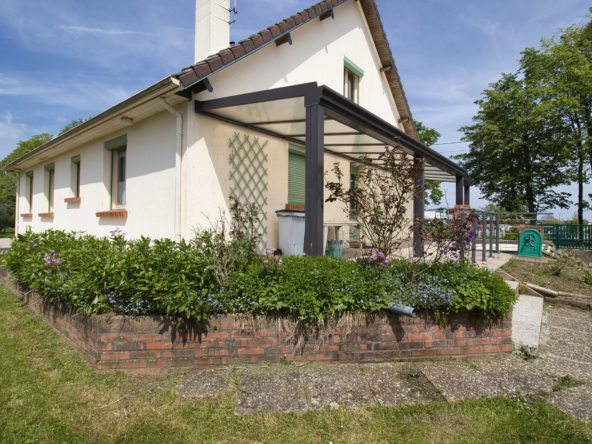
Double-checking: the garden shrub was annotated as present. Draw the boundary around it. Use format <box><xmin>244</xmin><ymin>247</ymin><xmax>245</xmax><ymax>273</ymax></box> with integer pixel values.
<box><xmin>3</xmin><ymin>229</ymin><xmax>516</xmax><ymax>328</ymax></box>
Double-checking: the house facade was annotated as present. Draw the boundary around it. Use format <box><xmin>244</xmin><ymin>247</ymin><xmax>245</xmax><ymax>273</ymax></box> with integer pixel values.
<box><xmin>5</xmin><ymin>0</ymin><xmax>471</xmax><ymax>255</ymax></box>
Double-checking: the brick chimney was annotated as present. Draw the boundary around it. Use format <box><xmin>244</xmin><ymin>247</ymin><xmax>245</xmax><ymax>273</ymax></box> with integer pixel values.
<box><xmin>195</xmin><ymin>0</ymin><xmax>230</xmax><ymax>63</ymax></box>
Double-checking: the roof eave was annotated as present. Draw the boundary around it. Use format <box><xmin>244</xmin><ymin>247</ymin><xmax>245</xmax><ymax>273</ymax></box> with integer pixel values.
<box><xmin>3</xmin><ymin>76</ymin><xmax>178</xmax><ymax>173</ymax></box>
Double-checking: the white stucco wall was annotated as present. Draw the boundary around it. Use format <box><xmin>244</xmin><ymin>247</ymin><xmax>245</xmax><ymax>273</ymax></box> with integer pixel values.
<box><xmin>196</xmin><ymin>0</ymin><xmax>402</xmax><ymax>127</ymax></box>
<box><xmin>17</xmin><ymin>109</ymin><xmax>181</xmax><ymax>239</ymax></box>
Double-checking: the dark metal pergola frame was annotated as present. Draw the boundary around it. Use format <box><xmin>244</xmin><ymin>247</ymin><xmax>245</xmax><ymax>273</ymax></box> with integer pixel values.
<box><xmin>195</xmin><ymin>82</ymin><xmax>471</xmax><ymax>256</ymax></box>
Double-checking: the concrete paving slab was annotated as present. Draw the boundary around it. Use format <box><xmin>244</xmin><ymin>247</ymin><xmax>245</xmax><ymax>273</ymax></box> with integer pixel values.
<box><xmin>472</xmin><ymin>355</ymin><xmax>554</xmax><ymax>395</ymax></box>
<box><xmin>533</xmin><ymin>357</ymin><xmax>592</xmax><ymax>384</ymax></box>
<box><xmin>548</xmin><ymin>385</ymin><xmax>592</xmax><ymax>423</ymax></box>
<box><xmin>234</xmin><ymin>367</ymin><xmax>307</xmax><ymax>415</ymax></box>
<box><xmin>545</xmin><ymin>341</ymin><xmax>592</xmax><ymax>363</ymax></box>
<box><xmin>417</xmin><ymin>361</ymin><xmax>504</xmax><ymax>402</ymax></box>
<box><xmin>300</xmin><ymin>364</ymin><xmax>377</xmax><ymax>410</ymax></box>
<box><xmin>175</xmin><ymin>369</ymin><xmax>230</xmax><ymax>399</ymax></box>
<box><xmin>512</xmin><ymin>294</ymin><xmax>544</xmax><ymax>352</ymax></box>
<box><xmin>363</xmin><ymin>363</ymin><xmax>444</xmax><ymax>406</ymax></box>
<box><xmin>547</xmin><ymin>326</ymin><xmax>592</xmax><ymax>347</ymax></box>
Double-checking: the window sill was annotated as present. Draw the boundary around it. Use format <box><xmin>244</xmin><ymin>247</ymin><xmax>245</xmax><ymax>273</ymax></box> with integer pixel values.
<box><xmin>38</xmin><ymin>213</ymin><xmax>54</xmax><ymax>218</ymax></box>
<box><xmin>286</xmin><ymin>204</ymin><xmax>305</xmax><ymax>211</ymax></box>
<box><xmin>96</xmin><ymin>210</ymin><xmax>128</xmax><ymax>218</ymax></box>
<box><xmin>65</xmin><ymin>197</ymin><xmax>81</xmax><ymax>203</ymax></box>
<box><xmin>20</xmin><ymin>213</ymin><xmax>33</xmax><ymax>218</ymax></box>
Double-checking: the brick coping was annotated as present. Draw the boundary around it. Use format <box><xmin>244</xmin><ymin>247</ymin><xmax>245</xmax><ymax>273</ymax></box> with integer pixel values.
<box><xmin>0</xmin><ymin>269</ymin><xmax>512</xmax><ymax>375</ymax></box>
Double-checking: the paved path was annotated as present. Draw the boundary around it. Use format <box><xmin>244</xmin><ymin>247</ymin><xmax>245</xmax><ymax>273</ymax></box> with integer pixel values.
<box><xmin>175</xmin><ymin>303</ymin><xmax>592</xmax><ymax>422</ymax></box>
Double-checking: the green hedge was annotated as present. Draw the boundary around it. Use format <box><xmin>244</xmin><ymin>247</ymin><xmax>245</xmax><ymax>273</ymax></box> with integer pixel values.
<box><xmin>2</xmin><ymin>230</ymin><xmax>516</xmax><ymax>327</ymax></box>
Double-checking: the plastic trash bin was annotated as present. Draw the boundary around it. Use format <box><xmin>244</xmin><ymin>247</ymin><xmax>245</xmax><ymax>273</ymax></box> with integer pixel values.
<box><xmin>276</xmin><ymin>210</ymin><xmax>306</xmax><ymax>256</ymax></box>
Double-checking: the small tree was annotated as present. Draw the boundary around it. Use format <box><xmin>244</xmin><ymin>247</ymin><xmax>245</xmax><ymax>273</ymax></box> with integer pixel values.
<box><xmin>325</xmin><ymin>146</ymin><xmax>422</xmax><ymax>257</ymax></box>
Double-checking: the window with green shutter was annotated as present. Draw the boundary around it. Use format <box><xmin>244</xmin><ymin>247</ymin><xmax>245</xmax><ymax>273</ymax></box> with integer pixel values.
<box><xmin>288</xmin><ymin>145</ymin><xmax>305</xmax><ymax>205</ymax></box>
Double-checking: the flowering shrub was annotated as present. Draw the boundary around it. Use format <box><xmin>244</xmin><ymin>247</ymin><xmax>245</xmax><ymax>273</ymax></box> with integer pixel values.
<box><xmin>3</xmin><ymin>230</ymin><xmax>516</xmax><ymax>327</ymax></box>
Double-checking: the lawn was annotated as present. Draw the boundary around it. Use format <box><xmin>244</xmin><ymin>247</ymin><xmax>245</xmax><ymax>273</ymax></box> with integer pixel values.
<box><xmin>502</xmin><ymin>258</ymin><xmax>592</xmax><ymax>296</ymax></box>
<box><xmin>0</xmin><ymin>286</ymin><xmax>591</xmax><ymax>443</ymax></box>
<box><xmin>0</xmin><ymin>227</ymin><xmax>14</xmax><ymax>239</ymax></box>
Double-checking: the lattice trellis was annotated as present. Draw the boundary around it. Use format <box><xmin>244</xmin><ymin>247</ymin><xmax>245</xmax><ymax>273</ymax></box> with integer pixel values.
<box><xmin>229</xmin><ymin>133</ymin><xmax>269</xmax><ymax>250</ymax></box>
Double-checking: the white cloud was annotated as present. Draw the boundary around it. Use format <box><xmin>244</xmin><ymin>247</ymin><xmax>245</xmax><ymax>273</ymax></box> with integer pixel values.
<box><xmin>55</xmin><ymin>25</ymin><xmax>156</xmax><ymax>36</ymax></box>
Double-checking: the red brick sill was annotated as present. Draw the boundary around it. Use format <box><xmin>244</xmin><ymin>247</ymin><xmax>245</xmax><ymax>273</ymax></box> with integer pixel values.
<box><xmin>96</xmin><ymin>210</ymin><xmax>128</xmax><ymax>218</ymax></box>
<box><xmin>285</xmin><ymin>204</ymin><xmax>305</xmax><ymax>211</ymax></box>
<box><xmin>20</xmin><ymin>213</ymin><xmax>33</xmax><ymax>218</ymax></box>
<box><xmin>64</xmin><ymin>197</ymin><xmax>81</xmax><ymax>203</ymax></box>
<box><xmin>38</xmin><ymin>213</ymin><xmax>54</xmax><ymax>218</ymax></box>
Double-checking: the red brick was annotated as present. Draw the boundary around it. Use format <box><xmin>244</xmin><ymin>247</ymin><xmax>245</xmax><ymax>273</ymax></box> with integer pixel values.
<box><xmin>455</xmin><ymin>331</ymin><xmax>467</xmax><ymax>338</ymax></box>
<box><xmin>248</xmin><ymin>339</ymin><xmax>276</xmax><ymax>347</ymax></box>
<box><xmin>131</xmin><ymin>350</ymin><xmax>161</xmax><ymax>359</ymax></box>
<box><xmin>101</xmin><ymin>334</ymin><xmax>131</xmax><ymax>342</ymax></box>
<box><xmin>146</xmin><ymin>360</ymin><xmax>167</xmax><ymax>368</ymax></box>
<box><xmin>101</xmin><ymin>352</ymin><xmax>130</xmax><ymax>360</ymax></box>
<box><xmin>407</xmin><ymin>333</ymin><xmax>431</xmax><ymax>341</ymax></box>
<box><xmin>425</xmin><ymin>341</ymin><xmax>434</xmax><ymax>348</ymax></box>
<box><xmin>146</xmin><ymin>342</ymin><xmax>173</xmax><ymax>350</ymax></box>
<box><xmin>490</xmin><ymin>338</ymin><xmax>504</xmax><ymax>345</ymax></box>
<box><xmin>258</xmin><ymin>330</ymin><xmax>273</xmax><ymax>338</ymax></box>
<box><xmin>412</xmin><ymin>349</ymin><xmax>436</xmax><ymax>357</ymax></box>
<box><xmin>192</xmin><ymin>357</ymin><xmax>223</xmax><ymax>366</ymax></box>
<box><xmin>468</xmin><ymin>338</ymin><xmax>490</xmax><ymax>346</ymax></box>
<box><xmin>484</xmin><ymin>346</ymin><xmax>501</xmax><ymax>354</ymax></box>
<box><xmin>454</xmin><ymin>339</ymin><xmax>467</xmax><ymax>346</ymax></box>
<box><xmin>207</xmin><ymin>349</ymin><xmax>229</xmax><ymax>356</ymax></box>
<box><xmin>359</xmin><ymin>344</ymin><xmax>368</xmax><ymax>351</ymax></box>
<box><xmin>501</xmin><ymin>345</ymin><xmax>512</xmax><ymax>352</ymax></box>
<box><xmin>399</xmin><ymin>341</ymin><xmax>424</xmax><ymax>350</ymax></box>
<box><xmin>119</xmin><ymin>360</ymin><xmax>147</xmax><ymax>368</ymax></box>
<box><xmin>238</xmin><ymin>348</ymin><xmax>264</xmax><ymax>355</ymax></box>
<box><xmin>190</xmin><ymin>341</ymin><xmax>214</xmax><ymax>349</ymax></box>
<box><xmin>307</xmin><ymin>353</ymin><xmax>333</xmax><ymax>361</ymax></box>
<box><xmin>205</xmin><ymin>332</ymin><xmax>229</xmax><ymax>339</ymax></box>
<box><xmin>463</xmin><ymin>346</ymin><xmax>483</xmax><ymax>355</ymax></box>
<box><xmin>132</xmin><ymin>333</ymin><xmax>161</xmax><ymax>341</ymax></box>
<box><xmin>502</xmin><ymin>330</ymin><xmax>512</xmax><ymax>337</ymax></box>
<box><xmin>433</xmin><ymin>332</ymin><xmax>449</xmax><ymax>340</ymax></box>
<box><xmin>321</xmin><ymin>345</ymin><xmax>340</xmax><ymax>352</ymax></box>
<box><xmin>162</xmin><ymin>351</ymin><xmax>176</xmax><ymax>358</ymax></box>
<box><xmin>332</xmin><ymin>335</ymin><xmax>343</xmax><ymax>343</ymax></box>
<box><xmin>437</xmin><ymin>348</ymin><xmax>462</xmax><ymax>355</ymax></box>
<box><xmin>112</xmin><ymin>342</ymin><xmax>144</xmax><ymax>351</ymax></box>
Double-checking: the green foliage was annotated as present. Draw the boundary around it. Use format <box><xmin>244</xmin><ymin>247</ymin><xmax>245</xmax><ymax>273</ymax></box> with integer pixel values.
<box><xmin>582</xmin><ymin>270</ymin><xmax>592</xmax><ymax>286</ymax></box>
<box><xmin>415</xmin><ymin>120</ymin><xmax>444</xmax><ymax>206</ymax></box>
<box><xmin>457</xmin><ymin>73</ymin><xmax>572</xmax><ymax>214</ymax></box>
<box><xmin>0</xmin><ymin>133</ymin><xmax>53</xmax><ymax>232</ymax></box>
<box><xmin>3</xmin><ymin>230</ymin><xmax>516</xmax><ymax>328</ymax></box>
<box><xmin>58</xmin><ymin>117</ymin><xmax>91</xmax><ymax>135</ymax></box>
<box><xmin>553</xmin><ymin>375</ymin><xmax>586</xmax><ymax>392</ymax></box>
<box><xmin>546</xmin><ymin>248</ymin><xmax>581</xmax><ymax>277</ymax></box>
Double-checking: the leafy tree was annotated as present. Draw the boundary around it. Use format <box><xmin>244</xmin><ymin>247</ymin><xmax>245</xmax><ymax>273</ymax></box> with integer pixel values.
<box><xmin>58</xmin><ymin>118</ymin><xmax>90</xmax><ymax>135</ymax></box>
<box><xmin>521</xmin><ymin>15</ymin><xmax>592</xmax><ymax>224</ymax></box>
<box><xmin>456</xmin><ymin>73</ymin><xmax>572</xmax><ymax>219</ymax></box>
<box><xmin>415</xmin><ymin>120</ymin><xmax>444</xmax><ymax>206</ymax></box>
<box><xmin>0</xmin><ymin>133</ymin><xmax>53</xmax><ymax>232</ymax></box>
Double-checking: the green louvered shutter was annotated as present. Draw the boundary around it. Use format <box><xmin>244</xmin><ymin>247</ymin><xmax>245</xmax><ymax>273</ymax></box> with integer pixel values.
<box><xmin>288</xmin><ymin>151</ymin><xmax>306</xmax><ymax>205</ymax></box>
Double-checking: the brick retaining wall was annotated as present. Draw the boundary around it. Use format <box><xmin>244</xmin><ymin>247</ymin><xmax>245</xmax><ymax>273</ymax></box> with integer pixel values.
<box><xmin>0</xmin><ymin>270</ymin><xmax>513</xmax><ymax>375</ymax></box>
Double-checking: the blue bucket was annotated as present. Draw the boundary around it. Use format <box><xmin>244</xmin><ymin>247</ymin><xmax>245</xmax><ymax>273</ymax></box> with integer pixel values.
<box><xmin>327</xmin><ymin>240</ymin><xmax>344</xmax><ymax>259</ymax></box>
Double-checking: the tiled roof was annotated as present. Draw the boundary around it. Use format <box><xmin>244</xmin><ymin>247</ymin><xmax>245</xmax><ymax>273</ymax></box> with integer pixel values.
<box><xmin>172</xmin><ymin>0</ymin><xmax>418</xmax><ymax>139</ymax></box>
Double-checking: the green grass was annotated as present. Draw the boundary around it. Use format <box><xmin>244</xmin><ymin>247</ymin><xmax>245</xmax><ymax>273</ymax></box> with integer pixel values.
<box><xmin>554</xmin><ymin>375</ymin><xmax>586</xmax><ymax>392</ymax></box>
<box><xmin>0</xmin><ymin>285</ymin><xmax>591</xmax><ymax>443</ymax></box>
<box><xmin>0</xmin><ymin>228</ymin><xmax>14</xmax><ymax>239</ymax></box>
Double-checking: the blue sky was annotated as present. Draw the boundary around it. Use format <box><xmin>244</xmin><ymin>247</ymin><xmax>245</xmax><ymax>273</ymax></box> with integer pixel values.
<box><xmin>0</xmin><ymin>0</ymin><xmax>590</xmax><ymax>220</ymax></box>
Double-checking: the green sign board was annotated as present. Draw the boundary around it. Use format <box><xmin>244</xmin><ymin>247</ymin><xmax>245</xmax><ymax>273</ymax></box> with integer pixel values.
<box><xmin>517</xmin><ymin>229</ymin><xmax>543</xmax><ymax>258</ymax></box>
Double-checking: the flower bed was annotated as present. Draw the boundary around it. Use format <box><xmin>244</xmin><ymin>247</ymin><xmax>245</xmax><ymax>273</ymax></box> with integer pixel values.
<box><xmin>3</xmin><ymin>231</ymin><xmax>517</xmax><ymax>330</ymax></box>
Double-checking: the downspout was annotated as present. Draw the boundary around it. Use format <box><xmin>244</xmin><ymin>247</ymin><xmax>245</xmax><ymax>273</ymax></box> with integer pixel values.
<box><xmin>159</xmin><ymin>97</ymin><xmax>183</xmax><ymax>242</ymax></box>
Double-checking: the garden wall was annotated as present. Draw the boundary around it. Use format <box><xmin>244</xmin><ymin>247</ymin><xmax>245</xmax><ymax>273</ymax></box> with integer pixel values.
<box><xmin>0</xmin><ymin>270</ymin><xmax>513</xmax><ymax>375</ymax></box>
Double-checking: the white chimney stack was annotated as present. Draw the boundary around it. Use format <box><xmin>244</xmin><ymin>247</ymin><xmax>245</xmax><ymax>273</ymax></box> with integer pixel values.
<box><xmin>195</xmin><ymin>0</ymin><xmax>230</xmax><ymax>63</ymax></box>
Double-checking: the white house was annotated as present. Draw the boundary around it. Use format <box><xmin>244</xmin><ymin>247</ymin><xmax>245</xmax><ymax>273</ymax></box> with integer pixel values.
<box><xmin>3</xmin><ymin>0</ymin><xmax>471</xmax><ymax>256</ymax></box>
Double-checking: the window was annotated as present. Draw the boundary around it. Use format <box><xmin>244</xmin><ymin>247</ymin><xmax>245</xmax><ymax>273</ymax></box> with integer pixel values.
<box><xmin>288</xmin><ymin>145</ymin><xmax>306</xmax><ymax>205</ymax></box>
<box><xmin>112</xmin><ymin>147</ymin><xmax>126</xmax><ymax>208</ymax></box>
<box><xmin>25</xmin><ymin>171</ymin><xmax>33</xmax><ymax>212</ymax></box>
<box><xmin>71</xmin><ymin>155</ymin><xmax>81</xmax><ymax>198</ymax></box>
<box><xmin>104</xmin><ymin>135</ymin><xmax>127</xmax><ymax>209</ymax></box>
<box><xmin>44</xmin><ymin>163</ymin><xmax>55</xmax><ymax>212</ymax></box>
<box><xmin>343</xmin><ymin>57</ymin><xmax>364</xmax><ymax>104</ymax></box>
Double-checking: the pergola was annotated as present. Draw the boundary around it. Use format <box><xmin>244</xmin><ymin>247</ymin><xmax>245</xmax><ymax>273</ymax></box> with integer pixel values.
<box><xmin>194</xmin><ymin>82</ymin><xmax>471</xmax><ymax>256</ymax></box>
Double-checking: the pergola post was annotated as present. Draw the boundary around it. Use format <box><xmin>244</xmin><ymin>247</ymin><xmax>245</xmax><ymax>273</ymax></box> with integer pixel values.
<box><xmin>413</xmin><ymin>154</ymin><xmax>425</xmax><ymax>258</ymax></box>
<box><xmin>464</xmin><ymin>183</ymin><xmax>470</xmax><ymax>207</ymax></box>
<box><xmin>456</xmin><ymin>175</ymin><xmax>464</xmax><ymax>206</ymax></box>
<box><xmin>304</xmin><ymin>101</ymin><xmax>325</xmax><ymax>256</ymax></box>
